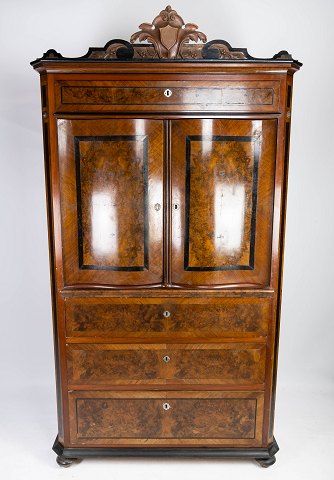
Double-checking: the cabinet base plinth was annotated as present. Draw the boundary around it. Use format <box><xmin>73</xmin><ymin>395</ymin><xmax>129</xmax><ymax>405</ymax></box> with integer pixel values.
<box><xmin>53</xmin><ymin>436</ymin><xmax>279</xmax><ymax>466</ymax></box>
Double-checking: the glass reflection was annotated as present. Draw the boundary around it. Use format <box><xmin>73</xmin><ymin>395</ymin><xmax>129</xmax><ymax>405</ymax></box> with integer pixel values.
<box><xmin>91</xmin><ymin>191</ymin><xmax>117</xmax><ymax>257</ymax></box>
<box><xmin>214</xmin><ymin>183</ymin><xmax>245</xmax><ymax>254</ymax></box>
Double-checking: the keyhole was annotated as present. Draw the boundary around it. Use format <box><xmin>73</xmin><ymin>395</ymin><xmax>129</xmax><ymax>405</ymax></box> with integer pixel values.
<box><xmin>164</xmin><ymin>89</ymin><xmax>172</xmax><ymax>98</ymax></box>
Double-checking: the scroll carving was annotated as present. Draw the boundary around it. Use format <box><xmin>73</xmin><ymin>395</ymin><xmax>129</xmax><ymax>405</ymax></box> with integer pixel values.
<box><xmin>130</xmin><ymin>5</ymin><xmax>206</xmax><ymax>59</ymax></box>
<box><xmin>31</xmin><ymin>6</ymin><xmax>301</xmax><ymax>66</ymax></box>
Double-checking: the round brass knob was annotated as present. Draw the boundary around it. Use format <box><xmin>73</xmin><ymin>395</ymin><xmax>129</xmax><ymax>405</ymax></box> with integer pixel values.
<box><xmin>163</xmin><ymin>402</ymin><xmax>171</xmax><ymax>410</ymax></box>
<box><xmin>163</xmin><ymin>355</ymin><xmax>170</xmax><ymax>363</ymax></box>
<box><xmin>163</xmin><ymin>310</ymin><xmax>171</xmax><ymax>318</ymax></box>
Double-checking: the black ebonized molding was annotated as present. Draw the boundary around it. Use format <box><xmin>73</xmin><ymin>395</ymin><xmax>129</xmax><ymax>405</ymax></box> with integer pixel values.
<box><xmin>53</xmin><ymin>436</ymin><xmax>279</xmax><ymax>459</ymax></box>
<box><xmin>30</xmin><ymin>39</ymin><xmax>302</xmax><ymax>67</ymax></box>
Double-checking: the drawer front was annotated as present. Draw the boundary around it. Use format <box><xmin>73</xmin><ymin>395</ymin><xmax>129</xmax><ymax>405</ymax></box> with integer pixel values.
<box><xmin>55</xmin><ymin>80</ymin><xmax>280</xmax><ymax>112</ymax></box>
<box><xmin>69</xmin><ymin>391</ymin><xmax>264</xmax><ymax>446</ymax></box>
<box><xmin>66</xmin><ymin>343</ymin><xmax>266</xmax><ymax>386</ymax></box>
<box><xmin>65</xmin><ymin>297</ymin><xmax>271</xmax><ymax>339</ymax></box>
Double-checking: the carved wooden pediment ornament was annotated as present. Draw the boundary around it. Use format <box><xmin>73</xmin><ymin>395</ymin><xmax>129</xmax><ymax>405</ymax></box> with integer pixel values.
<box><xmin>130</xmin><ymin>5</ymin><xmax>207</xmax><ymax>59</ymax></box>
<box><xmin>31</xmin><ymin>5</ymin><xmax>301</xmax><ymax>65</ymax></box>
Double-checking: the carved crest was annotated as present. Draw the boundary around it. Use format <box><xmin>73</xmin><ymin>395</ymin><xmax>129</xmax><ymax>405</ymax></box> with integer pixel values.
<box><xmin>130</xmin><ymin>5</ymin><xmax>207</xmax><ymax>59</ymax></box>
<box><xmin>31</xmin><ymin>5</ymin><xmax>302</xmax><ymax>67</ymax></box>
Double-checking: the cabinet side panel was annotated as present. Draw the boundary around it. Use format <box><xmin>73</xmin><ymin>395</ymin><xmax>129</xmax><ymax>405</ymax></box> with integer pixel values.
<box><xmin>268</xmin><ymin>76</ymin><xmax>294</xmax><ymax>440</ymax></box>
<box><xmin>41</xmin><ymin>76</ymin><xmax>64</xmax><ymax>442</ymax></box>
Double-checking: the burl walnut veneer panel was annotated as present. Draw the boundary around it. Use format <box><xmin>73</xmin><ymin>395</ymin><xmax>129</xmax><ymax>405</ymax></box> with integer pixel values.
<box><xmin>65</xmin><ymin>297</ymin><xmax>272</xmax><ymax>339</ymax></box>
<box><xmin>54</xmin><ymin>80</ymin><xmax>280</xmax><ymax>113</ymax></box>
<box><xmin>69</xmin><ymin>391</ymin><xmax>264</xmax><ymax>446</ymax></box>
<box><xmin>66</xmin><ymin>343</ymin><xmax>266</xmax><ymax>386</ymax></box>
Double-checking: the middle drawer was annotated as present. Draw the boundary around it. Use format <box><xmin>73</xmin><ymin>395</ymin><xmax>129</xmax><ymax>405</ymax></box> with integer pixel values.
<box><xmin>66</xmin><ymin>343</ymin><xmax>266</xmax><ymax>387</ymax></box>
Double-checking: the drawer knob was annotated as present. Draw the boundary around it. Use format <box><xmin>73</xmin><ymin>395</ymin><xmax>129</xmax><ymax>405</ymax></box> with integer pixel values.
<box><xmin>163</xmin><ymin>355</ymin><xmax>170</xmax><ymax>363</ymax></box>
<box><xmin>163</xmin><ymin>310</ymin><xmax>171</xmax><ymax>318</ymax></box>
<box><xmin>164</xmin><ymin>89</ymin><xmax>173</xmax><ymax>98</ymax></box>
<box><xmin>154</xmin><ymin>203</ymin><xmax>161</xmax><ymax>211</ymax></box>
<box><xmin>163</xmin><ymin>402</ymin><xmax>171</xmax><ymax>410</ymax></box>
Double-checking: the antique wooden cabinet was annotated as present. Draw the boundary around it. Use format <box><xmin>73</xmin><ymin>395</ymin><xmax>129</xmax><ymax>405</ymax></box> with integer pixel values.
<box><xmin>31</xmin><ymin>5</ymin><xmax>301</xmax><ymax>468</ymax></box>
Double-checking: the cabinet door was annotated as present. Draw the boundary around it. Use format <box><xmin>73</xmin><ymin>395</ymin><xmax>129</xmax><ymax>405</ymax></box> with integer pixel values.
<box><xmin>58</xmin><ymin>119</ymin><xmax>163</xmax><ymax>286</ymax></box>
<box><xmin>171</xmin><ymin>119</ymin><xmax>277</xmax><ymax>287</ymax></box>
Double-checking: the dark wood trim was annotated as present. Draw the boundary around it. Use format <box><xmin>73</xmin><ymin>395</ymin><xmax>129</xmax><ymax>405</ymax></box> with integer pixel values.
<box><xmin>60</xmin><ymin>287</ymin><xmax>275</xmax><ymax>298</ymax></box>
<box><xmin>42</xmin><ymin>107</ymin><xmax>65</xmax><ymax>442</ymax></box>
<box><xmin>269</xmin><ymin>120</ymin><xmax>291</xmax><ymax>439</ymax></box>
<box><xmin>53</xmin><ymin>435</ymin><xmax>279</xmax><ymax>459</ymax></box>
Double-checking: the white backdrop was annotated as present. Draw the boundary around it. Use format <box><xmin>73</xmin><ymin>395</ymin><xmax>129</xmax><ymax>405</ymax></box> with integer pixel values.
<box><xmin>0</xmin><ymin>0</ymin><xmax>333</xmax><ymax>478</ymax></box>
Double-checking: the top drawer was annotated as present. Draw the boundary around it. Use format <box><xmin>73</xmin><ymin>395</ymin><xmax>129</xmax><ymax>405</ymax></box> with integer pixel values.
<box><xmin>65</xmin><ymin>296</ymin><xmax>272</xmax><ymax>340</ymax></box>
<box><xmin>54</xmin><ymin>80</ymin><xmax>281</xmax><ymax>113</ymax></box>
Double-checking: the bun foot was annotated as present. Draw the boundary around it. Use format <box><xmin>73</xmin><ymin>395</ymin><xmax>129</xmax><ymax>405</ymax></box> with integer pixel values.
<box><xmin>56</xmin><ymin>455</ymin><xmax>77</xmax><ymax>468</ymax></box>
<box><xmin>255</xmin><ymin>455</ymin><xmax>276</xmax><ymax>468</ymax></box>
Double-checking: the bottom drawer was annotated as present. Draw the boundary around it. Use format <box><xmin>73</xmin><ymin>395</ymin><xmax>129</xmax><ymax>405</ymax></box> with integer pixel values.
<box><xmin>69</xmin><ymin>391</ymin><xmax>264</xmax><ymax>446</ymax></box>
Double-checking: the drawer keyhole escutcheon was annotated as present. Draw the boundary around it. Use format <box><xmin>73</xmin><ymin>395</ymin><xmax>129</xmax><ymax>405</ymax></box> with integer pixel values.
<box><xmin>154</xmin><ymin>203</ymin><xmax>161</xmax><ymax>211</ymax></box>
<box><xmin>164</xmin><ymin>89</ymin><xmax>173</xmax><ymax>98</ymax></box>
<box><xmin>163</xmin><ymin>355</ymin><xmax>170</xmax><ymax>363</ymax></box>
<box><xmin>163</xmin><ymin>310</ymin><xmax>171</xmax><ymax>318</ymax></box>
<box><xmin>163</xmin><ymin>402</ymin><xmax>171</xmax><ymax>410</ymax></box>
